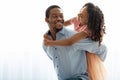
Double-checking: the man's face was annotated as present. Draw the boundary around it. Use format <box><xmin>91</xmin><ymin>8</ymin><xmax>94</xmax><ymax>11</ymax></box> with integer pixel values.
<box><xmin>78</xmin><ymin>7</ymin><xmax>88</xmax><ymax>26</ymax></box>
<box><xmin>46</xmin><ymin>8</ymin><xmax>64</xmax><ymax>32</ymax></box>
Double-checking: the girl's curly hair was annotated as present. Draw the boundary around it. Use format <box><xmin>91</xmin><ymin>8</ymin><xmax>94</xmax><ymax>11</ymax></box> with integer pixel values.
<box><xmin>83</xmin><ymin>3</ymin><xmax>105</xmax><ymax>45</ymax></box>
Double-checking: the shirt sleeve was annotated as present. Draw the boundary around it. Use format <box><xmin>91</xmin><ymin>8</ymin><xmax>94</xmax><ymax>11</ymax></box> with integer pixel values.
<box><xmin>74</xmin><ymin>38</ymin><xmax>107</xmax><ymax>61</ymax></box>
<box><xmin>95</xmin><ymin>43</ymin><xmax>107</xmax><ymax>61</ymax></box>
<box><xmin>42</xmin><ymin>43</ymin><xmax>53</xmax><ymax>60</ymax></box>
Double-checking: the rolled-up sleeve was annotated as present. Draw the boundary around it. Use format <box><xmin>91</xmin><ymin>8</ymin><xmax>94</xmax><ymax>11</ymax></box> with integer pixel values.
<box><xmin>75</xmin><ymin>38</ymin><xmax>107</xmax><ymax>61</ymax></box>
<box><xmin>95</xmin><ymin>44</ymin><xmax>107</xmax><ymax>61</ymax></box>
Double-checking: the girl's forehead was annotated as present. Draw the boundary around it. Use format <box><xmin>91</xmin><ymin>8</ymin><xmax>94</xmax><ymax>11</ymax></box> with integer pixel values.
<box><xmin>80</xmin><ymin>7</ymin><xmax>87</xmax><ymax>13</ymax></box>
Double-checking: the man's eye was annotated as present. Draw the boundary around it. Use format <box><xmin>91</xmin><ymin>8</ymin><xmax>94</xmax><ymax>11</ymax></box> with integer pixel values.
<box><xmin>52</xmin><ymin>15</ymin><xmax>57</xmax><ymax>18</ymax></box>
<box><xmin>60</xmin><ymin>15</ymin><xmax>63</xmax><ymax>18</ymax></box>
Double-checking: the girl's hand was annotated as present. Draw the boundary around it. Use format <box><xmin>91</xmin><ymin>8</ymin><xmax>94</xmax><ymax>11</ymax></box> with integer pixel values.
<box><xmin>44</xmin><ymin>38</ymin><xmax>54</xmax><ymax>46</ymax></box>
<box><xmin>43</xmin><ymin>33</ymin><xmax>52</xmax><ymax>40</ymax></box>
<box><xmin>43</xmin><ymin>33</ymin><xmax>55</xmax><ymax>46</ymax></box>
<box><xmin>44</xmin><ymin>38</ymin><xmax>49</xmax><ymax>46</ymax></box>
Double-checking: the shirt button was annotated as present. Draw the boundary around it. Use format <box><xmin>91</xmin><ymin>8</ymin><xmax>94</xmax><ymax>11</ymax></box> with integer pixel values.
<box><xmin>55</xmin><ymin>48</ymin><xmax>57</xmax><ymax>50</ymax></box>
<box><xmin>55</xmin><ymin>56</ymin><xmax>57</xmax><ymax>58</ymax></box>
<box><xmin>57</xmin><ymin>65</ymin><xmax>58</xmax><ymax>68</ymax></box>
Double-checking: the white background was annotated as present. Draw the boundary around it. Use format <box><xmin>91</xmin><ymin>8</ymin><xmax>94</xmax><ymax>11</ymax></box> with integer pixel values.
<box><xmin>0</xmin><ymin>0</ymin><xmax>120</xmax><ymax>80</ymax></box>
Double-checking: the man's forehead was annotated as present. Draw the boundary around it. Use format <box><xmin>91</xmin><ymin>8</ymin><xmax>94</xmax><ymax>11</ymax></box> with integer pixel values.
<box><xmin>50</xmin><ymin>8</ymin><xmax>63</xmax><ymax>14</ymax></box>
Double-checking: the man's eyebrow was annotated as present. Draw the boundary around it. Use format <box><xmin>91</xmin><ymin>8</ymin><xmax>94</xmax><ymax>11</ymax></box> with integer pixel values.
<box><xmin>51</xmin><ymin>13</ymin><xmax>56</xmax><ymax>15</ymax></box>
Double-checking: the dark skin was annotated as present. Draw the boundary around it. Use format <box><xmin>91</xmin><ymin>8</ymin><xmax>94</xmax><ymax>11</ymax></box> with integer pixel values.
<box><xmin>44</xmin><ymin>4</ymin><xmax>106</xmax><ymax>80</ymax></box>
<box><xmin>45</xmin><ymin>8</ymin><xmax>64</xmax><ymax>40</ymax></box>
<box><xmin>44</xmin><ymin>7</ymin><xmax>88</xmax><ymax>46</ymax></box>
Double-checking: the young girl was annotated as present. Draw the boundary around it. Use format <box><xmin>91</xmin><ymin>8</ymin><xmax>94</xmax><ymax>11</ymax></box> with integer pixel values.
<box><xmin>44</xmin><ymin>3</ymin><xmax>107</xmax><ymax>80</ymax></box>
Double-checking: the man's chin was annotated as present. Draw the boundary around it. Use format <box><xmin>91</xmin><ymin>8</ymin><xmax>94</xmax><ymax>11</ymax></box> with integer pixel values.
<box><xmin>56</xmin><ymin>24</ymin><xmax>63</xmax><ymax>29</ymax></box>
<box><xmin>56</xmin><ymin>27</ymin><xmax>63</xmax><ymax>32</ymax></box>
<box><xmin>55</xmin><ymin>23</ymin><xmax>63</xmax><ymax>32</ymax></box>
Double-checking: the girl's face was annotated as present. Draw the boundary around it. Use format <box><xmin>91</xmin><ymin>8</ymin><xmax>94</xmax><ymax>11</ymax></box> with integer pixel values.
<box><xmin>78</xmin><ymin>7</ymin><xmax>88</xmax><ymax>26</ymax></box>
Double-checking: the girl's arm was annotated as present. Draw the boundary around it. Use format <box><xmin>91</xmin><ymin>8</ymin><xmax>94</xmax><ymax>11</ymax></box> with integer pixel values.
<box><xmin>64</xmin><ymin>17</ymin><xmax>77</xmax><ymax>27</ymax></box>
<box><xmin>43</xmin><ymin>33</ymin><xmax>51</xmax><ymax>40</ymax></box>
<box><xmin>64</xmin><ymin>19</ymin><xmax>72</xmax><ymax>26</ymax></box>
<box><xmin>44</xmin><ymin>31</ymin><xmax>88</xmax><ymax>46</ymax></box>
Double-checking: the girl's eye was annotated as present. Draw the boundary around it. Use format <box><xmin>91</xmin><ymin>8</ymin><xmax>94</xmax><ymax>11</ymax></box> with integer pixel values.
<box><xmin>78</xmin><ymin>14</ymin><xmax>82</xmax><ymax>18</ymax></box>
<box><xmin>80</xmin><ymin>15</ymin><xmax>82</xmax><ymax>18</ymax></box>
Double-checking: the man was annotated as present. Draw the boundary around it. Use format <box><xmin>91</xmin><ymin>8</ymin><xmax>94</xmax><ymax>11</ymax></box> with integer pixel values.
<box><xmin>42</xmin><ymin>5</ymin><xmax>107</xmax><ymax>80</ymax></box>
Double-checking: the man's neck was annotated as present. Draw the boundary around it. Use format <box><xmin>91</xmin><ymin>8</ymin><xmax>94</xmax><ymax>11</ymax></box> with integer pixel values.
<box><xmin>48</xmin><ymin>28</ymin><xmax>63</xmax><ymax>40</ymax></box>
<box><xmin>50</xmin><ymin>30</ymin><xmax>56</xmax><ymax>40</ymax></box>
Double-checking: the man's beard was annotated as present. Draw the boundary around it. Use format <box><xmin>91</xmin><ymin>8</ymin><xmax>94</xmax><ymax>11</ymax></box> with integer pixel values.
<box><xmin>54</xmin><ymin>21</ymin><xmax>64</xmax><ymax>33</ymax></box>
<box><xmin>55</xmin><ymin>27</ymin><xmax>63</xmax><ymax>33</ymax></box>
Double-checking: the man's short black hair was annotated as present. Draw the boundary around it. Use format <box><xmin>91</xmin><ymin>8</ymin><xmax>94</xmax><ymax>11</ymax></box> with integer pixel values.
<box><xmin>45</xmin><ymin>5</ymin><xmax>61</xmax><ymax>18</ymax></box>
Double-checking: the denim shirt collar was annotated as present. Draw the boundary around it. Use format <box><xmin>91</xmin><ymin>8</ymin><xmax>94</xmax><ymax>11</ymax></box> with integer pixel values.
<box><xmin>47</xmin><ymin>27</ymin><xmax>65</xmax><ymax>36</ymax></box>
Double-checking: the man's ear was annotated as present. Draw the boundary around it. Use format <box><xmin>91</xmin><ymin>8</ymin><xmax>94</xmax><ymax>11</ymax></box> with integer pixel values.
<box><xmin>45</xmin><ymin>18</ymin><xmax>49</xmax><ymax>23</ymax></box>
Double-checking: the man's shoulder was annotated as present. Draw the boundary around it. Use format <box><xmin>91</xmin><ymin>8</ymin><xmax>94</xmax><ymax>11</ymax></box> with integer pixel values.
<box><xmin>63</xmin><ymin>27</ymin><xmax>77</xmax><ymax>34</ymax></box>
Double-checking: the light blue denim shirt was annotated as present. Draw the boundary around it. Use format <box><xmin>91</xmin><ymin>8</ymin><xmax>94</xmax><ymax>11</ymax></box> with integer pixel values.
<box><xmin>42</xmin><ymin>27</ymin><xmax>107</xmax><ymax>80</ymax></box>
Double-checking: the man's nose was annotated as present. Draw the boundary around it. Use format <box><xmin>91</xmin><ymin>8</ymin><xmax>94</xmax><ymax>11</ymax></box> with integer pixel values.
<box><xmin>57</xmin><ymin>17</ymin><xmax>62</xmax><ymax>21</ymax></box>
